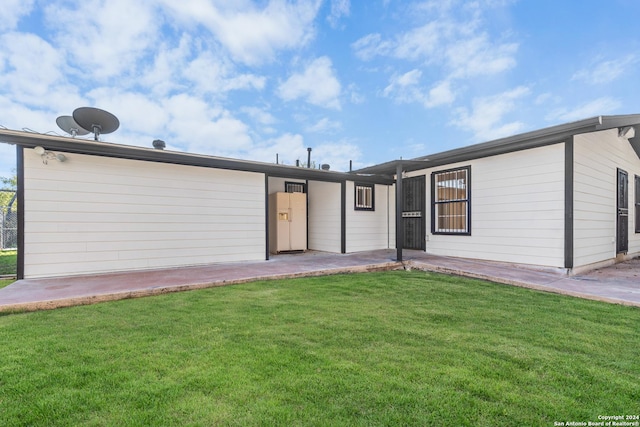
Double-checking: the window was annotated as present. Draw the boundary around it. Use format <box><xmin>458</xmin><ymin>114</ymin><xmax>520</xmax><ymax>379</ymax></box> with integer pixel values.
<box><xmin>355</xmin><ymin>183</ymin><xmax>374</xmax><ymax>211</ymax></box>
<box><xmin>431</xmin><ymin>166</ymin><xmax>470</xmax><ymax>235</ymax></box>
<box><xmin>636</xmin><ymin>175</ymin><xmax>640</xmax><ymax>233</ymax></box>
<box><xmin>285</xmin><ymin>181</ymin><xmax>306</xmax><ymax>193</ymax></box>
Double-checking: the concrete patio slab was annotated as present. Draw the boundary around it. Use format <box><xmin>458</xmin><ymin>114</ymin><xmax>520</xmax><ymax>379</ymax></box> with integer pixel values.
<box><xmin>0</xmin><ymin>250</ymin><xmax>638</xmax><ymax>313</ymax></box>
<box><xmin>403</xmin><ymin>251</ymin><xmax>640</xmax><ymax>307</ymax></box>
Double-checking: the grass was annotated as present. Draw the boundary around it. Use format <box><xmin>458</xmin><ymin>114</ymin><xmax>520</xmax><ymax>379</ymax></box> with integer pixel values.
<box><xmin>0</xmin><ymin>271</ymin><xmax>638</xmax><ymax>426</ymax></box>
<box><xmin>0</xmin><ymin>249</ymin><xmax>17</xmax><ymax>277</ymax></box>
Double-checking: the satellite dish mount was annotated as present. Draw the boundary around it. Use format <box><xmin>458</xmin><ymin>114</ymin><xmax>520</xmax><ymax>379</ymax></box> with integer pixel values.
<box><xmin>56</xmin><ymin>116</ymin><xmax>90</xmax><ymax>138</ymax></box>
<box><xmin>71</xmin><ymin>107</ymin><xmax>120</xmax><ymax>141</ymax></box>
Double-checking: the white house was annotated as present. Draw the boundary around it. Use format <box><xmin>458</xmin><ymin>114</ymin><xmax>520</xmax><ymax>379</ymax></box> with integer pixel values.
<box><xmin>1</xmin><ymin>114</ymin><xmax>639</xmax><ymax>279</ymax></box>
<box><xmin>356</xmin><ymin>115</ymin><xmax>640</xmax><ymax>274</ymax></box>
<box><xmin>0</xmin><ymin>129</ymin><xmax>394</xmax><ymax>279</ymax></box>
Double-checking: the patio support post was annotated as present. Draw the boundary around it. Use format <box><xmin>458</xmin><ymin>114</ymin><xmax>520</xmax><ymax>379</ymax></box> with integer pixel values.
<box><xmin>564</xmin><ymin>138</ymin><xmax>574</xmax><ymax>269</ymax></box>
<box><xmin>395</xmin><ymin>162</ymin><xmax>403</xmax><ymax>262</ymax></box>
<box><xmin>264</xmin><ymin>174</ymin><xmax>270</xmax><ymax>261</ymax></box>
<box><xmin>341</xmin><ymin>180</ymin><xmax>346</xmax><ymax>253</ymax></box>
<box><xmin>17</xmin><ymin>145</ymin><xmax>25</xmax><ymax>279</ymax></box>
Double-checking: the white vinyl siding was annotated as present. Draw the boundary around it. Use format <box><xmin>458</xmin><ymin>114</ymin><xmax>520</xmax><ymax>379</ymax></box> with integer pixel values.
<box><xmin>24</xmin><ymin>151</ymin><xmax>265</xmax><ymax>278</ymax></box>
<box><xmin>573</xmin><ymin>129</ymin><xmax>640</xmax><ymax>268</ymax></box>
<box><xmin>346</xmin><ymin>182</ymin><xmax>395</xmax><ymax>252</ymax></box>
<box><xmin>307</xmin><ymin>181</ymin><xmax>341</xmax><ymax>253</ymax></box>
<box><xmin>412</xmin><ymin>144</ymin><xmax>566</xmax><ymax>267</ymax></box>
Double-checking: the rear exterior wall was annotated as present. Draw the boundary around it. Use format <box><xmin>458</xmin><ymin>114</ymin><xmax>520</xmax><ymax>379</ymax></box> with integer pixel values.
<box><xmin>308</xmin><ymin>180</ymin><xmax>342</xmax><ymax>253</ymax></box>
<box><xmin>573</xmin><ymin>129</ymin><xmax>640</xmax><ymax>269</ymax></box>
<box><xmin>345</xmin><ymin>182</ymin><xmax>395</xmax><ymax>253</ymax></box>
<box><xmin>409</xmin><ymin>144</ymin><xmax>566</xmax><ymax>267</ymax></box>
<box><xmin>23</xmin><ymin>151</ymin><xmax>266</xmax><ymax>278</ymax></box>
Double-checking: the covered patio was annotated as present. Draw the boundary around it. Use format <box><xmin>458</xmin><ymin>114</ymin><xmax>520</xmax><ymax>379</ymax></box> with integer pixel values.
<box><xmin>1</xmin><ymin>250</ymin><xmax>639</xmax><ymax>313</ymax></box>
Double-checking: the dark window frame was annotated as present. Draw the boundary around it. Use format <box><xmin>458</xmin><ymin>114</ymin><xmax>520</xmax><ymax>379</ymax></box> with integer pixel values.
<box><xmin>431</xmin><ymin>165</ymin><xmax>471</xmax><ymax>236</ymax></box>
<box><xmin>354</xmin><ymin>183</ymin><xmax>375</xmax><ymax>211</ymax></box>
<box><xmin>285</xmin><ymin>181</ymin><xmax>307</xmax><ymax>193</ymax></box>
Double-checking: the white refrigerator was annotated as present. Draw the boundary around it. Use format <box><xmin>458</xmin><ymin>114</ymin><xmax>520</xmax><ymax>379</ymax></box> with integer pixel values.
<box><xmin>269</xmin><ymin>192</ymin><xmax>307</xmax><ymax>253</ymax></box>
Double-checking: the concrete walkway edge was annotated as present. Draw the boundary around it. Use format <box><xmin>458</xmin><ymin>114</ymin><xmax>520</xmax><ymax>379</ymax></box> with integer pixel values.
<box><xmin>1</xmin><ymin>250</ymin><xmax>639</xmax><ymax>313</ymax></box>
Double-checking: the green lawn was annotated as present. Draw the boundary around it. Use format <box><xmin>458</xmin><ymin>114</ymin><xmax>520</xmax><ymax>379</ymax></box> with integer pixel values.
<box><xmin>0</xmin><ymin>271</ymin><xmax>638</xmax><ymax>426</ymax></box>
<box><xmin>0</xmin><ymin>249</ymin><xmax>17</xmax><ymax>277</ymax></box>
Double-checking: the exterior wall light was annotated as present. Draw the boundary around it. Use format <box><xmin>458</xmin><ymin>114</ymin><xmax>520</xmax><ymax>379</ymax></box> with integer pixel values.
<box><xmin>34</xmin><ymin>146</ymin><xmax>67</xmax><ymax>164</ymax></box>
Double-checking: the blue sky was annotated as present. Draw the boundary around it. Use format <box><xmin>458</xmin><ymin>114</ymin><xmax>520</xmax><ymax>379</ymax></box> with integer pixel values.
<box><xmin>2</xmin><ymin>0</ymin><xmax>640</xmax><ymax>181</ymax></box>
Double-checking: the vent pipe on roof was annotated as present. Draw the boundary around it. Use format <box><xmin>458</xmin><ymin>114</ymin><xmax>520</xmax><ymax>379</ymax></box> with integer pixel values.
<box><xmin>152</xmin><ymin>139</ymin><xmax>166</xmax><ymax>150</ymax></box>
<box><xmin>307</xmin><ymin>147</ymin><xmax>312</xmax><ymax>168</ymax></box>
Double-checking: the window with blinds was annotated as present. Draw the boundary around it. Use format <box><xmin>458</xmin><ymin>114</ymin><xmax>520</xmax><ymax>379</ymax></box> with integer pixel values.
<box><xmin>432</xmin><ymin>166</ymin><xmax>471</xmax><ymax>235</ymax></box>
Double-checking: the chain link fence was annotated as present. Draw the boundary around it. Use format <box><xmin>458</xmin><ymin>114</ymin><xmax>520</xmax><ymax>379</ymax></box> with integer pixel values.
<box><xmin>1</xmin><ymin>191</ymin><xmax>17</xmax><ymax>250</ymax></box>
<box><xmin>2</xmin><ymin>209</ymin><xmax>17</xmax><ymax>250</ymax></box>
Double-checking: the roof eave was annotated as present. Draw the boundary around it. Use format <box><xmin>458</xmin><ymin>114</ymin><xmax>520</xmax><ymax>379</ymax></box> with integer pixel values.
<box><xmin>353</xmin><ymin>114</ymin><xmax>640</xmax><ymax>176</ymax></box>
<box><xmin>0</xmin><ymin>129</ymin><xmax>394</xmax><ymax>185</ymax></box>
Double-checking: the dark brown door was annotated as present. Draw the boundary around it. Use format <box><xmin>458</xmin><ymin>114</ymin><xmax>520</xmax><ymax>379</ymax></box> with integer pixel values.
<box><xmin>402</xmin><ymin>176</ymin><xmax>426</xmax><ymax>250</ymax></box>
<box><xmin>617</xmin><ymin>168</ymin><xmax>629</xmax><ymax>254</ymax></box>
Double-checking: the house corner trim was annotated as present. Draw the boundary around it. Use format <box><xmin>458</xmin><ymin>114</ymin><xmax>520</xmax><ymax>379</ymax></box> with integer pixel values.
<box><xmin>564</xmin><ymin>139</ymin><xmax>574</xmax><ymax>269</ymax></box>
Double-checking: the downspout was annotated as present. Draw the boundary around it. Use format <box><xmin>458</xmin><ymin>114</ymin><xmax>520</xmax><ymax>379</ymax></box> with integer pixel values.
<box><xmin>395</xmin><ymin>162</ymin><xmax>404</xmax><ymax>262</ymax></box>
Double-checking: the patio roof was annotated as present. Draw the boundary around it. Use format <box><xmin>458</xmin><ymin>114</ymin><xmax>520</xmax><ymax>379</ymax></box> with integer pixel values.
<box><xmin>353</xmin><ymin>114</ymin><xmax>640</xmax><ymax>176</ymax></box>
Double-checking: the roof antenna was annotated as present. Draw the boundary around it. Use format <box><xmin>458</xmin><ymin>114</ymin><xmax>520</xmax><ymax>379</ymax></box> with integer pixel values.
<box><xmin>72</xmin><ymin>107</ymin><xmax>120</xmax><ymax>141</ymax></box>
<box><xmin>56</xmin><ymin>116</ymin><xmax>90</xmax><ymax>137</ymax></box>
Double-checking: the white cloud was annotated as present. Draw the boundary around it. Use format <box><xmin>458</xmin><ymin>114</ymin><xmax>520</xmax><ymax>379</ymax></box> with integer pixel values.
<box><xmin>241</xmin><ymin>107</ymin><xmax>277</xmax><ymax>126</ymax></box>
<box><xmin>346</xmin><ymin>83</ymin><xmax>365</xmax><ymax>104</ymax></box>
<box><xmin>0</xmin><ymin>0</ymin><xmax>35</xmax><ymax>31</ymax></box>
<box><xmin>426</xmin><ymin>80</ymin><xmax>456</xmax><ymax>107</ymax></box>
<box><xmin>159</xmin><ymin>94</ymin><xmax>252</xmax><ymax>155</ymax></box>
<box><xmin>351</xmin><ymin>0</ymin><xmax>518</xmax><ymax>87</ymax></box>
<box><xmin>0</xmin><ymin>32</ymin><xmax>89</xmax><ymax>115</ymax></box>
<box><xmin>383</xmin><ymin>70</ymin><xmax>455</xmax><ymax>108</ymax></box>
<box><xmin>571</xmin><ymin>55</ymin><xmax>637</xmax><ymax>85</ymax></box>
<box><xmin>0</xmin><ymin>32</ymin><xmax>62</xmax><ymax>98</ymax></box>
<box><xmin>306</xmin><ymin>117</ymin><xmax>342</xmax><ymax>133</ymax></box>
<box><xmin>239</xmin><ymin>133</ymin><xmax>362</xmax><ymax>172</ymax></box>
<box><xmin>352</xmin><ymin>33</ymin><xmax>392</xmax><ymax>61</ymax></box>
<box><xmin>383</xmin><ymin>69</ymin><xmax>423</xmax><ymax>101</ymax></box>
<box><xmin>550</xmin><ymin>97</ymin><xmax>622</xmax><ymax>123</ymax></box>
<box><xmin>393</xmin><ymin>22</ymin><xmax>445</xmax><ymax>62</ymax></box>
<box><xmin>159</xmin><ymin>0</ymin><xmax>322</xmax><ymax>66</ymax></box>
<box><xmin>45</xmin><ymin>0</ymin><xmax>159</xmax><ymax>80</ymax></box>
<box><xmin>85</xmin><ymin>89</ymin><xmax>169</xmax><ymax>136</ymax></box>
<box><xmin>312</xmin><ymin>140</ymin><xmax>362</xmax><ymax>172</ymax></box>
<box><xmin>278</xmin><ymin>56</ymin><xmax>342</xmax><ymax>109</ymax></box>
<box><xmin>183</xmin><ymin>51</ymin><xmax>266</xmax><ymax>94</ymax></box>
<box><xmin>244</xmin><ymin>133</ymin><xmax>307</xmax><ymax>165</ymax></box>
<box><xmin>452</xmin><ymin>86</ymin><xmax>530</xmax><ymax>141</ymax></box>
<box><xmin>327</xmin><ymin>0</ymin><xmax>350</xmax><ymax>28</ymax></box>
<box><xmin>140</xmin><ymin>35</ymin><xmax>193</xmax><ymax>97</ymax></box>
<box><xmin>446</xmin><ymin>35</ymin><xmax>517</xmax><ymax>78</ymax></box>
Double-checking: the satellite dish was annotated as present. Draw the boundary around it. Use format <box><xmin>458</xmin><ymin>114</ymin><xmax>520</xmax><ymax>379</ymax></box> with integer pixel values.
<box><xmin>72</xmin><ymin>107</ymin><xmax>120</xmax><ymax>141</ymax></box>
<box><xmin>56</xmin><ymin>115</ymin><xmax>90</xmax><ymax>137</ymax></box>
